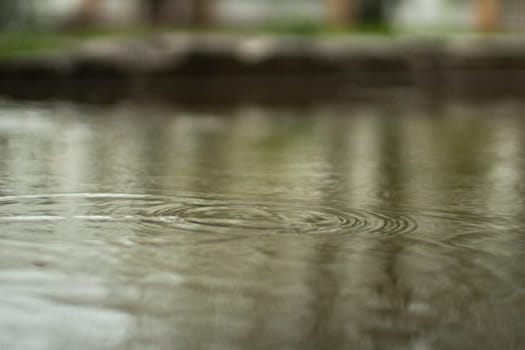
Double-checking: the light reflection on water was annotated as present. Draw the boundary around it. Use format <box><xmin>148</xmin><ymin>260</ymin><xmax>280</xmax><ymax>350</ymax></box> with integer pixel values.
<box><xmin>1</xmin><ymin>101</ymin><xmax>525</xmax><ymax>350</ymax></box>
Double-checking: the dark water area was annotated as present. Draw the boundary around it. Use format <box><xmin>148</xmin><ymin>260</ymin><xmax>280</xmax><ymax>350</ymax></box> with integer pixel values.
<box><xmin>1</xmin><ymin>99</ymin><xmax>525</xmax><ymax>350</ymax></box>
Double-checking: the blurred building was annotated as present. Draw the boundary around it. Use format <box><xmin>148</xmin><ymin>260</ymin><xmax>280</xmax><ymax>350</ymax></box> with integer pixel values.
<box><xmin>393</xmin><ymin>0</ymin><xmax>473</xmax><ymax>31</ymax></box>
<box><xmin>395</xmin><ymin>0</ymin><xmax>525</xmax><ymax>32</ymax></box>
<box><xmin>0</xmin><ymin>0</ymin><xmax>523</xmax><ymax>32</ymax></box>
<box><xmin>218</xmin><ymin>0</ymin><xmax>322</xmax><ymax>27</ymax></box>
<box><xmin>495</xmin><ymin>0</ymin><xmax>525</xmax><ymax>31</ymax></box>
<box><xmin>0</xmin><ymin>0</ymin><xmax>140</xmax><ymax>28</ymax></box>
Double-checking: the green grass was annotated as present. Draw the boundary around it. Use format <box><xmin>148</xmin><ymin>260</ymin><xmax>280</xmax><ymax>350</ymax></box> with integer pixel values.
<box><xmin>0</xmin><ymin>27</ymin><xmax>155</xmax><ymax>58</ymax></box>
<box><xmin>0</xmin><ymin>24</ymin><xmax>512</xmax><ymax>58</ymax></box>
<box><xmin>0</xmin><ymin>31</ymin><xmax>72</xmax><ymax>57</ymax></box>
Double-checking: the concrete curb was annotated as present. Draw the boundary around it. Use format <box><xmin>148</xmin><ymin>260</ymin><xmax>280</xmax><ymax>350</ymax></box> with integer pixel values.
<box><xmin>1</xmin><ymin>34</ymin><xmax>525</xmax><ymax>103</ymax></box>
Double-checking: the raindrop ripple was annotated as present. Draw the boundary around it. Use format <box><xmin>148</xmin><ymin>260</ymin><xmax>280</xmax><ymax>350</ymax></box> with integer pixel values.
<box><xmin>0</xmin><ymin>193</ymin><xmax>419</xmax><ymax>236</ymax></box>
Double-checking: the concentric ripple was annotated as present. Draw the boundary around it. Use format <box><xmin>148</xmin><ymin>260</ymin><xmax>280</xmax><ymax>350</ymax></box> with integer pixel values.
<box><xmin>0</xmin><ymin>193</ymin><xmax>418</xmax><ymax>236</ymax></box>
<box><xmin>148</xmin><ymin>204</ymin><xmax>355</xmax><ymax>234</ymax></box>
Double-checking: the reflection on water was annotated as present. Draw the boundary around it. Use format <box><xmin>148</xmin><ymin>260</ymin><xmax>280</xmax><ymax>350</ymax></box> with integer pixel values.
<box><xmin>1</xmin><ymin>101</ymin><xmax>525</xmax><ymax>350</ymax></box>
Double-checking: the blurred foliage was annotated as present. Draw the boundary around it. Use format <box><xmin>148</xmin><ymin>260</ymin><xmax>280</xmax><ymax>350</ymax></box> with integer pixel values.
<box><xmin>0</xmin><ymin>31</ymin><xmax>73</xmax><ymax>57</ymax></box>
<box><xmin>0</xmin><ymin>27</ymin><xmax>155</xmax><ymax>57</ymax></box>
<box><xmin>0</xmin><ymin>23</ymin><xmax>400</xmax><ymax>58</ymax></box>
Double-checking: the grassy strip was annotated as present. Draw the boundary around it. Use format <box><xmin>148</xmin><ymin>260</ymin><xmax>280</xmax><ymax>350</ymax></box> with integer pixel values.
<box><xmin>0</xmin><ymin>24</ymin><xmax>503</xmax><ymax>58</ymax></box>
<box><xmin>0</xmin><ymin>27</ymin><xmax>157</xmax><ymax>58</ymax></box>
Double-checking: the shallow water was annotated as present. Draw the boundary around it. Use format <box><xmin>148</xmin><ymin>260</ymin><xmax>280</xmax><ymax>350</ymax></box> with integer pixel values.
<box><xmin>1</xmin><ymin>100</ymin><xmax>525</xmax><ymax>350</ymax></box>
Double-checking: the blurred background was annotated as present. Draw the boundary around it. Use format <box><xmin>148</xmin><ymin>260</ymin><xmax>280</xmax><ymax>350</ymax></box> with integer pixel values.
<box><xmin>0</xmin><ymin>0</ymin><xmax>523</xmax><ymax>34</ymax></box>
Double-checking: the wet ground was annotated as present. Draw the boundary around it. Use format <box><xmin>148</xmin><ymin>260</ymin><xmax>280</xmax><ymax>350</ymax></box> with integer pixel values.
<box><xmin>1</xmin><ymin>99</ymin><xmax>525</xmax><ymax>349</ymax></box>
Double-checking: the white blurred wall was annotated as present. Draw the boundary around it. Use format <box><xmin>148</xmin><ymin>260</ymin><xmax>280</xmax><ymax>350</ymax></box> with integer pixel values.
<box><xmin>216</xmin><ymin>0</ymin><xmax>324</xmax><ymax>25</ymax></box>
<box><xmin>30</xmin><ymin>0</ymin><xmax>141</xmax><ymax>26</ymax></box>
<box><xmin>392</xmin><ymin>0</ymin><xmax>473</xmax><ymax>31</ymax></box>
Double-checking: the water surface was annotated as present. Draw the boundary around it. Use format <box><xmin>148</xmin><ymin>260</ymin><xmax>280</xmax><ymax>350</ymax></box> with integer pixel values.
<box><xmin>1</xmin><ymin>100</ymin><xmax>525</xmax><ymax>350</ymax></box>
